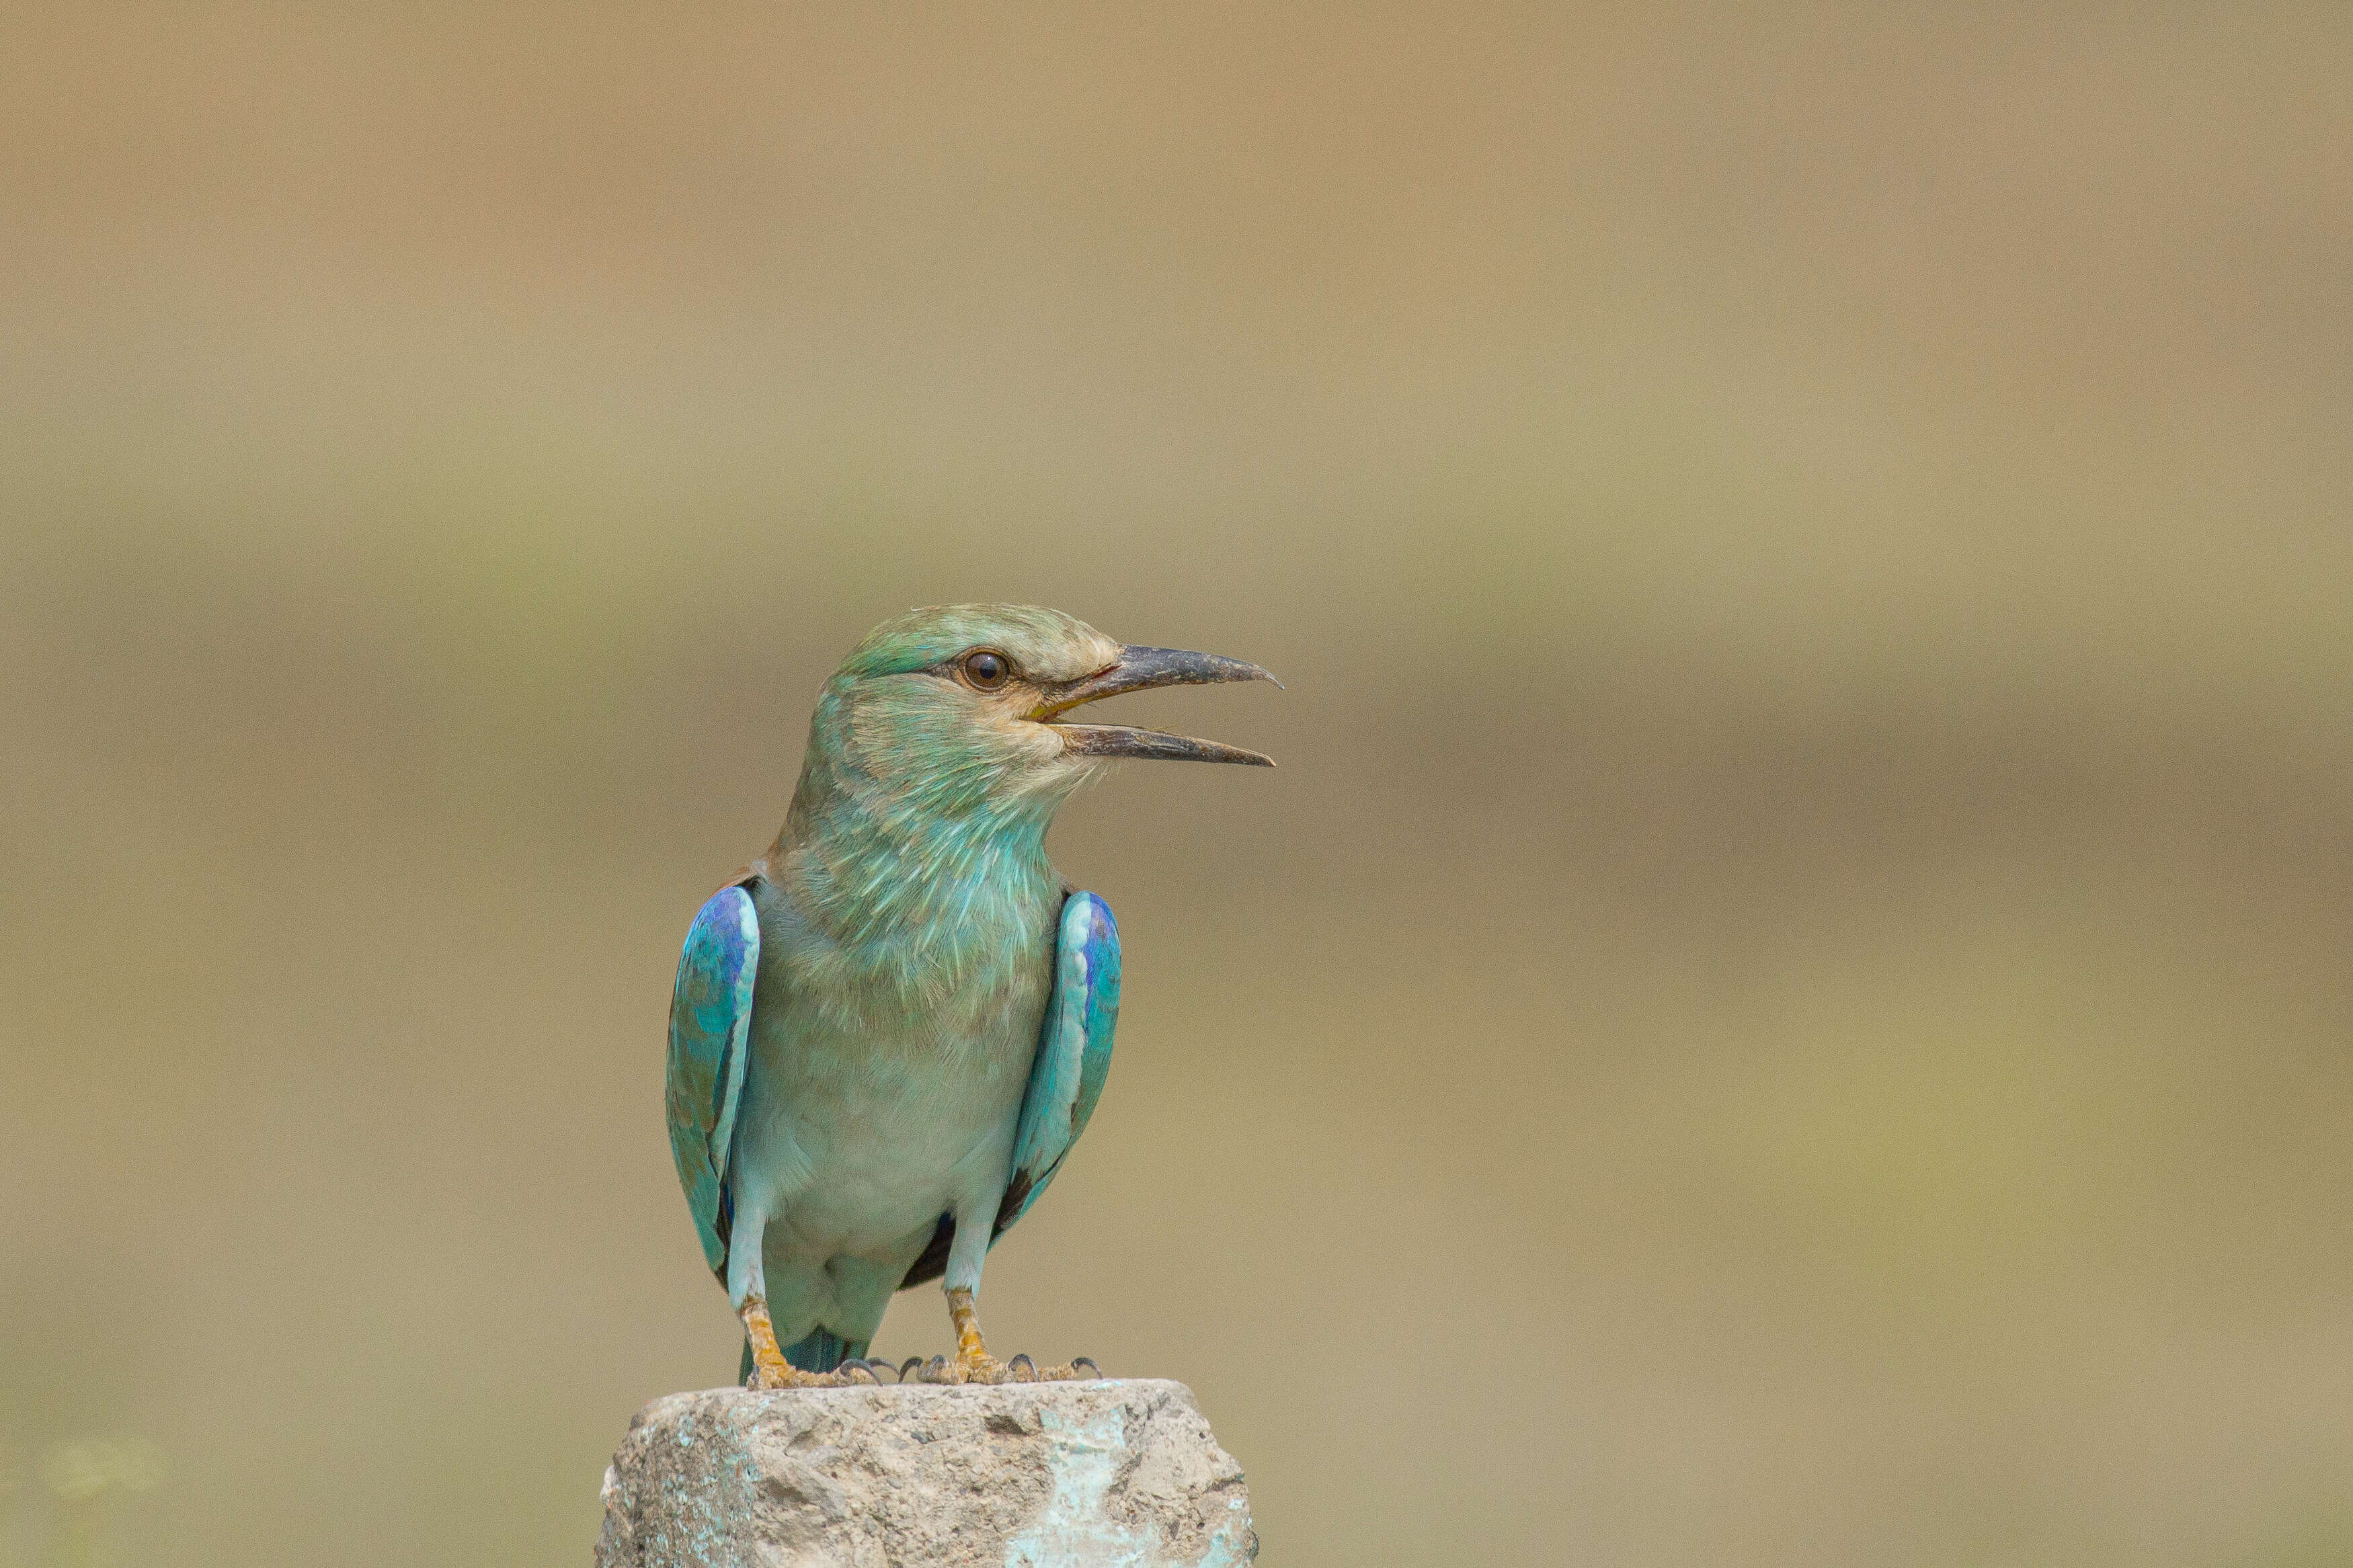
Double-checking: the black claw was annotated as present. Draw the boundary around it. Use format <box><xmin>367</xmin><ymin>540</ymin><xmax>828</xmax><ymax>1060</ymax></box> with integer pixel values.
<box><xmin>1006</xmin><ymin>1354</ymin><xmax>1037</xmax><ymax>1383</ymax></box>
<box><xmin>900</xmin><ymin>1357</ymin><xmax>927</xmax><ymax>1383</ymax></box>
<box><xmin>920</xmin><ymin>1354</ymin><xmax>953</xmax><ymax>1385</ymax></box>
<box><xmin>836</xmin><ymin>1358</ymin><xmax>884</xmax><ymax>1385</ymax></box>
<box><xmin>1070</xmin><ymin>1357</ymin><xmax>1101</xmax><ymax>1379</ymax></box>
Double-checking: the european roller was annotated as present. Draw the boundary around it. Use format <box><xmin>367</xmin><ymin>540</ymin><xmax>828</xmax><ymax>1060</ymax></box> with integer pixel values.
<box><xmin>665</xmin><ymin>605</ymin><xmax>1277</xmax><ymax>1387</ymax></box>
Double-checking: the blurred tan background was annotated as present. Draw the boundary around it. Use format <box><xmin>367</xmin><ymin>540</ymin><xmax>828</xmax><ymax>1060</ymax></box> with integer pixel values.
<box><xmin>3</xmin><ymin>4</ymin><xmax>2350</xmax><ymax>1564</ymax></box>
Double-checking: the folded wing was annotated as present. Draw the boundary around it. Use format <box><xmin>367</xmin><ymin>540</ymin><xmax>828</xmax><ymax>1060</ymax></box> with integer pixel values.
<box><xmin>666</xmin><ymin>883</ymin><xmax>760</xmax><ymax>1278</ymax></box>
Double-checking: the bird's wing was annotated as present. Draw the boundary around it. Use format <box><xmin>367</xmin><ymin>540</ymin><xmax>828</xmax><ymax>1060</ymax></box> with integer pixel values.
<box><xmin>1000</xmin><ymin>890</ymin><xmax>1121</xmax><ymax>1231</ymax></box>
<box><xmin>666</xmin><ymin>879</ymin><xmax>760</xmax><ymax>1279</ymax></box>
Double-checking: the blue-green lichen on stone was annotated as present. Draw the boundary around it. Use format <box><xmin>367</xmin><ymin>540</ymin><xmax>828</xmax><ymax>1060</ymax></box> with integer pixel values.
<box><xmin>1004</xmin><ymin>1403</ymin><xmax>1144</xmax><ymax>1567</ymax></box>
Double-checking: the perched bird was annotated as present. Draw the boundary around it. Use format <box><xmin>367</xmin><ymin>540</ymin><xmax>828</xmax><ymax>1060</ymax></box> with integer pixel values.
<box><xmin>666</xmin><ymin>604</ymin><xmax>1277</xmax><ymax>1387</ymax></box>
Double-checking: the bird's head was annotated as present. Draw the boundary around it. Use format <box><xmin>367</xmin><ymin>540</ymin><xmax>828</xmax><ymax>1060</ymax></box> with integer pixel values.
<box><xmin>803</xmin><ymin>604</ymin><xmax>1277</xmax><ymax>822</ymax></box>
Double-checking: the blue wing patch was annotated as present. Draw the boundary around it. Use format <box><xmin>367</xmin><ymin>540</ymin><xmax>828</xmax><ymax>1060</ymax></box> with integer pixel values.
<box><xmin>1003</xmin><ymin>890</ymin><xmax>1121</xmax><ymax>1229</ymax></box>
<box><xmin>666</xmin><ymin>884</ymin><xmax>759</xmax><ymax>1277</ymax></box>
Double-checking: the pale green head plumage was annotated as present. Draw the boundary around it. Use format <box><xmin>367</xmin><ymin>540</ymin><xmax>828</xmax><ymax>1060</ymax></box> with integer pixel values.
<box><xmin>797</xmin><ymin>603</ymin><xmax>1277</xmax><ymax>819</ymax></box>
<box><xmin>839</xmin><ymin>604</ymin><xmax>1124</xmax><ymax>688</ymax></box>
<box><xmin>820</xmin><ymin>605</ymin><xmax>1126</xmax><ymax>821</ymax></box>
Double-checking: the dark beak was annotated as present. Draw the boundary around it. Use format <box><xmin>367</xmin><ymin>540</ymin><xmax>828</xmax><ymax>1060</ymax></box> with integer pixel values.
<box><xmin>1035</xmin><ymin>645</ymin><xmax>1280</xmax><ymax>767</ymax></box>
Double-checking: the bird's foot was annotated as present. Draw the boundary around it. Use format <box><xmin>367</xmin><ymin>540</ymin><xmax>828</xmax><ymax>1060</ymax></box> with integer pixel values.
<box><xmin>744</xmin><ymin>1356</ymin><xmax>900</xmax><ymax>1389</ymax></box>
<box><xmin>912</xmin><ymin>1348</ymin><xmax>1000</xmax><ymax>1385</ymax></box>
<box><xmin>747</xmin><ymin>1361</ymin><xmax>849</xmax><ymax>1389</ymax></box>
<box><xmin>735</xmin><ymin>1294</ymin><xmax>866</xmax><ymax>1389</ymax></box>
<box><xmin>921</xmin><ymin>1287</ymin><xmax>1102</xmax><ymax>1383</ymax></box>
<box><xmin>910</xmin><ymin>1350</ymin><xmax>1102</xmax><ymax>1384</ymax></box>
<box><xmin>1019</xmin><ymin>1354</ymin><xmax>1103</xmax><ymax>1382</ymax></box>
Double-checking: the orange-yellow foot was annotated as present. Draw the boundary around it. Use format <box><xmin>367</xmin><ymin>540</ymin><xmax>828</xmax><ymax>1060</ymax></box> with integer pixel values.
<box><xmin>738</xmin><ymin>1296</ymin><xmax>857</xmax><ymax>1389</ymax></box>
<box><xmin>914</xmin><ymin>1289</ymin><xmax>1103</xmax><ymax>1384</ymax></box>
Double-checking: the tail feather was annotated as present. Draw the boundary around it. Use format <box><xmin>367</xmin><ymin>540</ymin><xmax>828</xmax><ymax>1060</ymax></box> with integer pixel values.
<box><xmin>787</xmin><ymin>1327</ymin><xmax>867</xmax><ymax>1373</ymax></box>
<box><xmin>737</xmin><ymin>1328</ymin><xmax>869</xmax><ymax>1384</ymax></box>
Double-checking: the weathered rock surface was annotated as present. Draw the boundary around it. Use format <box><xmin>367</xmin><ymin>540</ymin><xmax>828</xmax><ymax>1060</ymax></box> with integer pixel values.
<box><xmin>595</xmin><ymin>1379</ymin><xmax>1257</xmax><ymax>1568</ymax></box>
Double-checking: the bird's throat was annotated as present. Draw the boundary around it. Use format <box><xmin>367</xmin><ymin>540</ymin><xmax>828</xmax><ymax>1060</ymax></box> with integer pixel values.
<box><xmin>775</xmin><ymin>780</ymin><xmax>1064</xmax><ymax>968</ymax></box>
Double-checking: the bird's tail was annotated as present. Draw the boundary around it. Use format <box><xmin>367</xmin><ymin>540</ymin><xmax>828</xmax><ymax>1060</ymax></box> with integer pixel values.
<box><xmin>737</xmin><ymin>1327</ymin><xmax>868</xmax><ymax>1383</ymax></box>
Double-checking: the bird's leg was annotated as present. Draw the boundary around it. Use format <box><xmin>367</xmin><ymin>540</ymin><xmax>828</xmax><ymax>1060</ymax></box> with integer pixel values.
<box><xmin>729</xmin><ymin>1208</ymin><xmax>849</xmax><ymax>1389</ymax></box>
<box><xmin>920</xmin><ymin>1213</ymin><xmax>1012</xmax><ymax>1384</ymax></box>
<box><xmin>737</xmin><ymin>1294</ymin><xmax>848</xmax><ymax>1389</ymax></box>
<box><xmin>941</xmin><ymin>1286</ymin><xmax>1008</xmax><ymax>1384</ymax></box>
<box><xmin>918</xmin><ymin>1211</ymin><xmax>1102</xmax><ymax>1385</ymax></box>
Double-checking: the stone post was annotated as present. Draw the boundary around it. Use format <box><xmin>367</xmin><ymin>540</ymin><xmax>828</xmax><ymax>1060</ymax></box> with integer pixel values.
<box><xmin>595</xmin><ymin>1380</ymin><xmax>1257</xmax><ymax>1567</ymax></box>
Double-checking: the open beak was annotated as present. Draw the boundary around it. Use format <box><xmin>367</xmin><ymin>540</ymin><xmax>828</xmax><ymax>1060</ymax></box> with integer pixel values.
<box><xmin>1034</xmin><ymin>645</ymin><xmax>1280</xmax><ymax>767</ymax></box>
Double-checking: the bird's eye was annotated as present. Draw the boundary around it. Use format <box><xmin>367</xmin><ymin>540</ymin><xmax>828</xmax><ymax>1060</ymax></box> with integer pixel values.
<box><xmin>959</xmin><ymin>649</ymin><xmax>1014</xmax><ymax>690</ymax></box>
